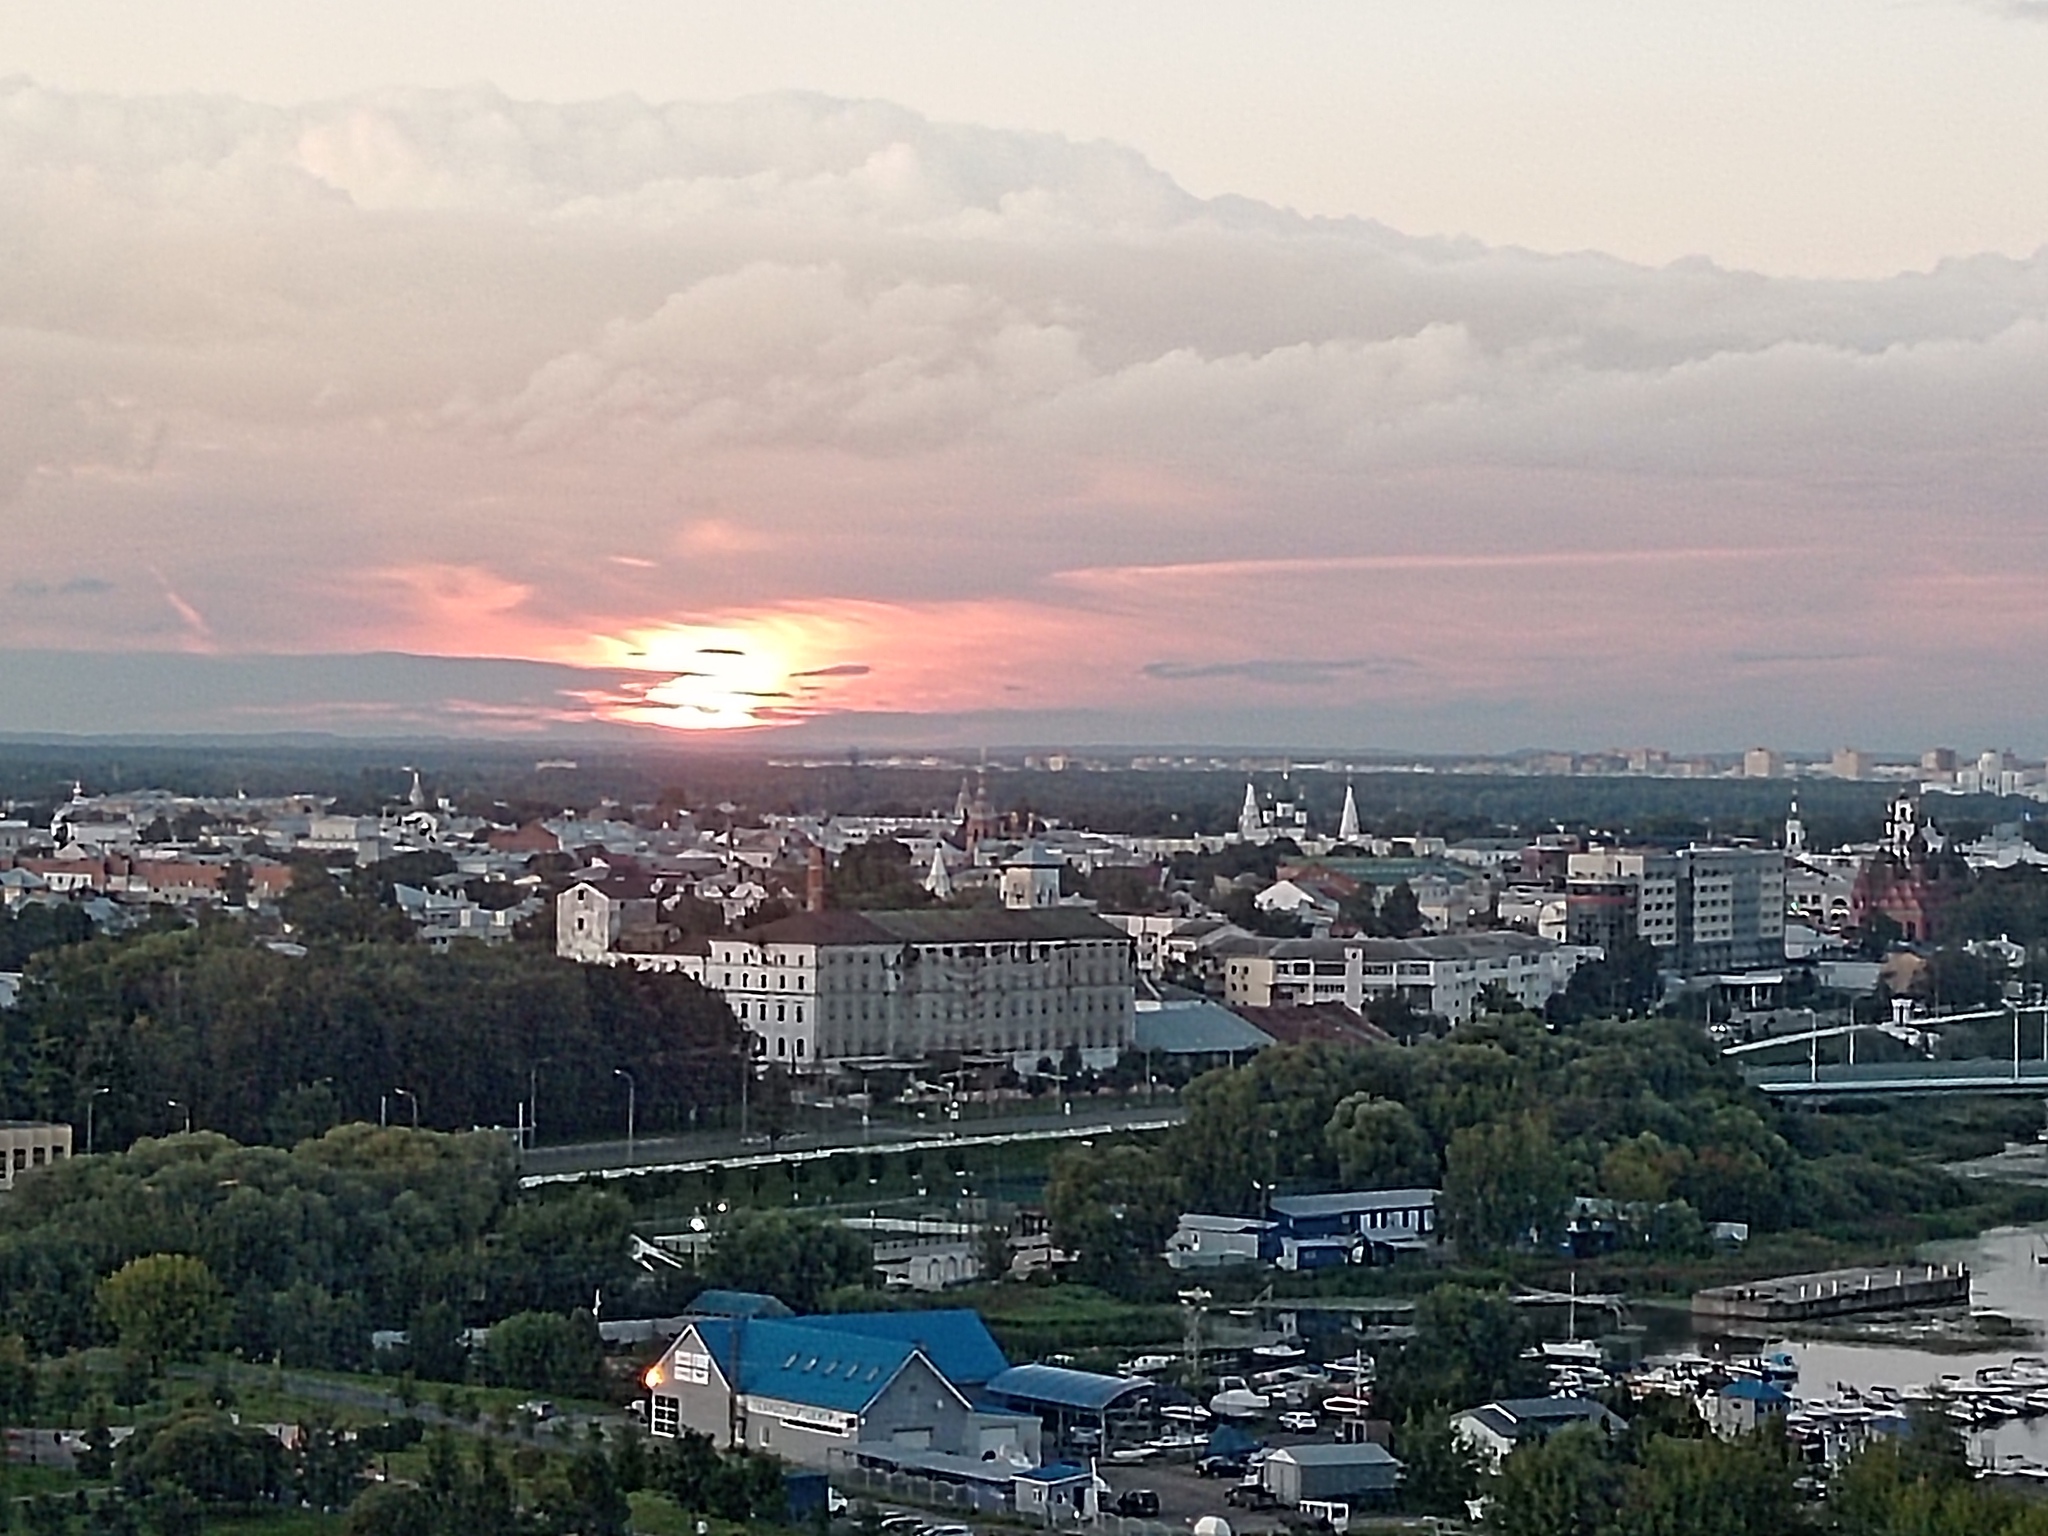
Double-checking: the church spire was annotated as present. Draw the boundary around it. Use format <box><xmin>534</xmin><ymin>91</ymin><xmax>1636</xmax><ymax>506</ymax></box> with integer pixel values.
<box><xmin>924</xmin><ymin>844</ymin><xmax>953</xmax><ymax>900</ymax></box>
<box><xmin>1339</xmin><ymin>782</ymin><xmax>1362</xmax><ymax>843</ymax></box>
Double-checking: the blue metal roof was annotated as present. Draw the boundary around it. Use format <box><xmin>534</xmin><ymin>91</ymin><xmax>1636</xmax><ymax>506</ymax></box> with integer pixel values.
<box><xmin>808</xmin><ymin>1310</ymin><xmax>1009</xmax><ymax>1387</ymax></box>
<box><xmin>1720</xmin><ymin>1379</ymin><xmax>1791</xmax><ymax>1402</ymax></box>
<box><xmin>985</xmin><ymin>1364</ymin><xmax>1151</xmax><ymax>1413</ymax></box>
<box><xmin>691</xmin><ymin>1317</ymin><xmax>918</xmax><ymax>1414</ymax></box>
<box><xmin>1016</xmin><ymin>1463</ymin><xmax>1091</xmax><ymax>1483</ymax></box>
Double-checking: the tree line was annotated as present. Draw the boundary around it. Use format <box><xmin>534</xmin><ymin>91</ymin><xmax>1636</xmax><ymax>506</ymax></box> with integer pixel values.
<box><xmin>0</xmin><ymin>923</ymin><xmax>743</xmax><ymax>1149</ymax></box>
<box><xmin>1043</xmin><ymin>1014</ymin><xmax>1991</xmax><ymax>1291</ymax></box>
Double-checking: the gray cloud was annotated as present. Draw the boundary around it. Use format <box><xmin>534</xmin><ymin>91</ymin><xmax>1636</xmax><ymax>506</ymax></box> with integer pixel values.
<box><xmin>1144</xmin><ymin>658</ymin><xmax>1419</xmax><ymax>686</ymax></box>
<box><xmin>11</xmin><ymin>576</ymin><xmax>115</xmax><ymax>598</ymax></box>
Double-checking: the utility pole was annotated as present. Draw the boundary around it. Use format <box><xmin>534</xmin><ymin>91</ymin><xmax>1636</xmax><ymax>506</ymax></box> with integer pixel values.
<box><xmin>86</xmin><ymin>1085</ymin><xmax>110</xmax><ymax>1155</ymax></box>
<box><xmin>614</xmin><ymin>1069</ymin><xmax>637</xmax><ymax>1163</ymax></box>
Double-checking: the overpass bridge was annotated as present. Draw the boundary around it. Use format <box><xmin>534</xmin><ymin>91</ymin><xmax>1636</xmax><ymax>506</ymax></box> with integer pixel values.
<box><xmin>1746</xmin><ymin>1057</ymin><xmax>2048</xmax><ymax>1098</ymax></box>
<box><xmin>1735</xmin><ymin>1002</ymin><xmax>2048</xmax><ymax>1098</ymax></box>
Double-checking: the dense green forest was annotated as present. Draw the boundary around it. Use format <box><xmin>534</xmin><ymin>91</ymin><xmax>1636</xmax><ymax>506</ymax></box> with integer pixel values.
<box><xmin>0</xmin><ymin>927</ymin><xmax>742</xmax><ymax>1149</ymax></box>
<box><xmin>1044</xmin><ymin>1017</ymin><xmax>2012</xmax><ymax>1291</ymax></box>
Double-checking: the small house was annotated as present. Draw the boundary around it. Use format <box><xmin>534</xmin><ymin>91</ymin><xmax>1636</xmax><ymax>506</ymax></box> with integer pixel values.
<box><xmin>1451</xmin><ymin>1397</ymin><xmax>1627</xmax><ymax>1472</ymax></box>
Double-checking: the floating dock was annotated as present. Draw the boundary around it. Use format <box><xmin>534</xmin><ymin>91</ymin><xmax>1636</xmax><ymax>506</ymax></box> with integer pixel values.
<box><xmin>1693</xmin><ymin>1262</ymin><xmax>1971</xmax><ymax>1324</ymax></box>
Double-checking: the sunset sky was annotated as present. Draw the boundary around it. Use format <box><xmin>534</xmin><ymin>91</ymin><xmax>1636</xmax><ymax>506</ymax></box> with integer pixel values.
<box><xmin>8</xmin><ymin>3</ymin><xmax>2048</xmax><ymax>750</ymax></box>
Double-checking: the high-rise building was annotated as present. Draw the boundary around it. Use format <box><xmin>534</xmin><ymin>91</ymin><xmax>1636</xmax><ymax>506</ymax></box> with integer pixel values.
<box><xmin>1565</xmin><ymin>846</ymin><xmax>1785</xmax><ymax>972</ymax></box>
<box><xmin>1743</xmin><ymin>747</ymin><xmax>1783</xmax><ymax>779</ymax></box>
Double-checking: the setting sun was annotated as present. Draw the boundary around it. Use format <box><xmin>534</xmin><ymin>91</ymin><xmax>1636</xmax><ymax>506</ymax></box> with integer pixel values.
<box><xmin>591</xmin><ymin>616</ymin><xmax>857</xmax><ymax>730</ymax></box>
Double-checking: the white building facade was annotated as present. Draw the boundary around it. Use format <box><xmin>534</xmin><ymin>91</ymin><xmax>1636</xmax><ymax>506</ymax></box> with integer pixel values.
<box><xmin>597</xmin><ymin>908</ymin><xmax>1137</xmax><ymax>1073</ymax></box>
<box><xmin>1222</xmin><ymin>933</ymin><xmax>1586</xmax><ymax>1021</ymax></box>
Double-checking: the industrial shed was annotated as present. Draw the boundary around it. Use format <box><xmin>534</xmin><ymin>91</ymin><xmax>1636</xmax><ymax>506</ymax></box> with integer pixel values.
<box><xmin>982</xmin><ymin>1364</ymin><xmax>1159</xmax><ymax>1458</ymax></box>
<box><xmin>1261</xmin><ymin>1442</ymin><xmax>1403</xmax><ymax>1506</ymax></box>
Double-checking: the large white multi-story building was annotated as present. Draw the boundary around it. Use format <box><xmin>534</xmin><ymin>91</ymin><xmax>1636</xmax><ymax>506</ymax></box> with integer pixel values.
<box><xmin>580</xmin><ymin>904</ymin><xmax>1136</xmax><ymax>1074</ymax></box>
<box><xmin>1221</xmin><ymin>932</ymin><xmax>1586</xmax><ymax>1021</ymax></box>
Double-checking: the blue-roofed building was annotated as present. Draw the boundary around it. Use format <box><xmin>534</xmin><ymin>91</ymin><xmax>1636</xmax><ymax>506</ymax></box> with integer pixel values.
<box><xmin>1170</xmin><ymin>1189</ymin><xmax>1440</xmax><ymax>1272</ymax></box>
<box><xmin>1013</xmin><ymin>1462</ymin><xmax>1098</xmax><ymax>1522</ymax></box>
<box><xmin>811</xmin><ymin>1310</ymin><xmax>1009</xmax><ymax>1393</ymax></box>
<box><xmin>1708</xmin><ymin>1377</ymin><xmax>1791</xmax><ymax>1437</ymax></box>
<box><xmin>646</xmin><ymin>1313</ymin><xmax>1039</xmax><ymax>1470</ymax></box>
<box><xmin>1268</xmin><ymin>1190</ymin><xmax>1439</xmax><ymax>1266</ymax></box>
<box><xmin>983</xmin><ymin>1364</ymin><xmax>1162</xmax><ymax>1459</ymax></box>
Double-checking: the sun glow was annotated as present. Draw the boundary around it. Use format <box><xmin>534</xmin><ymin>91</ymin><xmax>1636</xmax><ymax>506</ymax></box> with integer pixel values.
<box><xmin>592</xmin><ymin>615</ymin><xmax>854</xmax><ymax>730</ymax></box>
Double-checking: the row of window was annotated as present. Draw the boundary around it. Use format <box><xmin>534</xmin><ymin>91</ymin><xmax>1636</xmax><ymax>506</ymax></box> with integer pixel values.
<box><xmin>735</xmin><ymin>1000</ymin><xmax>804</xmax><ymax>1025</ymax></box>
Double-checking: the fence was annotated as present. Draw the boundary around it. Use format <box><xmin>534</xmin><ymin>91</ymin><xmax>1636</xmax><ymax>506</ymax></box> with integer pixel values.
<box><xmin>831</xmin><ymin>1460</ymin><xmax>1178</xmax><ymax>1536</ymax></box>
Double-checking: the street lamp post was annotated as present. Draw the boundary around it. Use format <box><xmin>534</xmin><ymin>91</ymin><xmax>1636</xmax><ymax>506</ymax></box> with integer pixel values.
<box><xmin>167</xmin><ymin>1098</ymin><xmax>190</xmax><ymax>1136</ymax></box>
<box><xmin>86</xmin><ymin>1085</ymin><xmax>111</xmax><ymax>1155</ymax></box>
<box><xmin>392</xmin><ymin>1087</ymin><xmax>418</xmax><ymax>1129</ymax></box>
<box><xmin>614</xmin><ymin>1069</ymin><xmax>637</xmax><ymax>1163</ymax></box>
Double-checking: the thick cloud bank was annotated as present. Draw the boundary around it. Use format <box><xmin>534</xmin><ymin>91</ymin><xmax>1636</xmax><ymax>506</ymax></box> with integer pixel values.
<box><xmin>5</xmin><ymin>81</ymin><xmax>2047</xmax><ymax>747</ymax></box>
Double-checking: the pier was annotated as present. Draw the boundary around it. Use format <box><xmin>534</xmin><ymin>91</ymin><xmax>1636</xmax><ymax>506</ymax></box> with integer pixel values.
<box><xmin>1693</xmin><ymin>1262</ymin><xmax>1971</xmax><ymax>1324</ymax></box>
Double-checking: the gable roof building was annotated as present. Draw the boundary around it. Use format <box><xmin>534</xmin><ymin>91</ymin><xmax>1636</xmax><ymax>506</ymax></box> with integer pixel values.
<box><xmin>1451</xmin><ymin>1396</ymin><xmax>1628</xmax><ymax>1471</ymax></box>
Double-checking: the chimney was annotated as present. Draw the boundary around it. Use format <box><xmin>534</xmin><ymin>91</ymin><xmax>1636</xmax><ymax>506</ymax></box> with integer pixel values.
<box><xmin>806</xmin><ymin>842</ymin><xmax>827</xmax><ymax>913</ymax></box>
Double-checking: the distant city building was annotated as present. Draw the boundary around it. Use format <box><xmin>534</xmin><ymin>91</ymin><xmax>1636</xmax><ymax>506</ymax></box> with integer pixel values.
<box><xmin>1222</xmin><ymin>932</ymin><xmax>1584</xmax><ymax>1021</ymax></box>
<box><xmin>556</xmin><ymin>878</ymin><xmax>659</xmax><ymax>964</ymax></box>
<box><xmin>0</xmin><ymin>1121</ymin><xmax>72</xmax><ymax>1191</ymax></box>
<box><xmin>1743</xmin><ymin>747</ymin><xmax>1783</xmax><ymax>779</ymax></box>
<box><xmin>1565</xmin><ymin>846</ymin><xmax>1785</xmax><ymax>972</ymax></box>
<box><xmin>1850</xmin><ymin>793</ymin><xmax>1968</xmax><ymax>943</ymax></box>
<box><xmin>997</xmin><ymin>842</ymin><xmax>1064</xmax><ymax>910</ymax></box>
<box><xmin>1237</xmin><ymin>779</ymin><xmax>1310</xmax><ymax>845</ymax></box>
<box><xmin>1831</xmin><ymin>747</ymin><xmax>1871</xmax><ymax>782</ymax></box>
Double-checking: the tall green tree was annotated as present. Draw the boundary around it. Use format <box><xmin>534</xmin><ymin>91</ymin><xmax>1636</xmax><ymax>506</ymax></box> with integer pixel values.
<box><xmin>1486</xmin><ymin>1424</ymin><xmax>1621</xmax><ymax>1536</ymax></box>
<box><xmin>1618</xmin><ymin>1426</ymin><xmax>1802</xmax><ymax>1536</ymax></box>
<box><xmin>1444</xmin><ymin>1113</ymin><xmax>1570</xmax><ymax>1254</ymax></box>
<box><xmin>1324</xmin><ymin>1093</ymin><xmax>1435</xmax><ymax>1188</ymax></box>
<box><xmin>95</xmin><ymin>1255</ymin><xmax>228</xmax><ymax>1374</ymax></box>
<box><xmin>1394</xmin><ymin>1409</ymin><xmax>1481</xmax><ymax>1516</ymax></box>
<box><xmin>705</xmin><ymin>1211</ymin><xmax>872</xmax><ymax>1313</ymax></box>
<box><xmin>1042</xmin><ymin>1141</ymin><xmax>1183</xmax><ymax>1292</ymax></box>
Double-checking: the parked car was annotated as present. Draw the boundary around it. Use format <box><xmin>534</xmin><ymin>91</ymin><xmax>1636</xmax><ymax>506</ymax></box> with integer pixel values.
<box><xmin>1277</xmin><ymin>1410</ymin><xmax>1319</xmax><ymax>1434</ymax></box>
<box><xmin>879</xmin><ymin>1515</ymin><xmax>925</xmax><ymax>1532</ymax></box>
<box><xmin>1197</xmin><ymin>1455</ymin><xmax>1248</xmax><ymax>1480</ymax></box>
<box><xmin>826</xmin><ymin>1489</ymin><xmax>849</xmax><ymax>1516</ymax></box>
<box><xmin>1115</xmin><ymin>1490</ymin><xmax>1161</xmax><ymax>1517</ymax></box>
<box><xmin>1227</xmin><ymin>1483</ymin><xmax>1279</xmax><ymax>1510</ymax></box>
<box><xmin>923</xmin><ymin>1525</ymin><xmax>974</xmax><ymax>1536</ymax></box>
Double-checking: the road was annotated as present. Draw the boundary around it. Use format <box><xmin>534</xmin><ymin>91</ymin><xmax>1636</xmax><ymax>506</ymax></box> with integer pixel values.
<box><xmin>517</xmin><ymin>1100</ymin><xmax>1185</xmax><ymax>1187</ymax></box>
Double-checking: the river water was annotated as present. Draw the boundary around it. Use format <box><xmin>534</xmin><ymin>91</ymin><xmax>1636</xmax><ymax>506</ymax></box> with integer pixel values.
<box><xmin>1657</xmin><ymin>1225</ymin><xmax>2048</xmax><ymax>1466</ymax></box>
